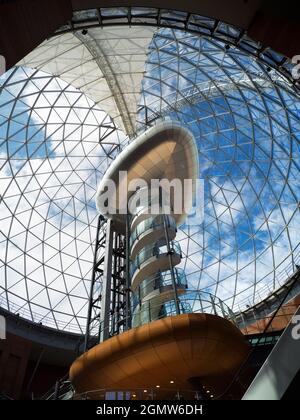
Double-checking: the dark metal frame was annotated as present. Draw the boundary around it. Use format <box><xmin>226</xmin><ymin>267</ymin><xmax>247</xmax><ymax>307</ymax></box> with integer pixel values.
<box><xmin>110</xmin><ymin>227</ymin><xmax>127</xmax><ymax>337</ymax></box>
<box><xmin>84</xmin><ymin>215</ymin><xmax>107</xmax><ymax>350</ymax></box>
<box><xmin>54</xmin><ymin>7</ymin><xmax>299</xmax><ymax>91</ymax></box>
<box><xmin>84</xmin><ymin>215</ymin><xmax>131</xmax><ymax>349</ymax></box>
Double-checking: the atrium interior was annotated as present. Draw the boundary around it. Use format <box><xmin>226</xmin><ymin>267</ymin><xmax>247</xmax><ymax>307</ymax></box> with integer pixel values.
<box><xmin>0</xmin><ymin>0</ymin><xmax>299</xmax><ymax>401</ymax></box>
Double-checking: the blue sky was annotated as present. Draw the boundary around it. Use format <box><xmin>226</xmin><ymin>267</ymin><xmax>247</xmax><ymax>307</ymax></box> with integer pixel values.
<box><xmin>139</xmin><ymin>28</ymin><xmax>300</xmax><ymax>307</ymax></box>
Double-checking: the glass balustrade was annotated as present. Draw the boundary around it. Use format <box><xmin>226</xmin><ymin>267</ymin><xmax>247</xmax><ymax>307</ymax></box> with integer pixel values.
<box><xmin>130</xmin><ymin>240</ymin><xmax>182</xmax><ymax>278</ymax></box>
<box><xmin>129</xmin><ymin>187</ymin><xmax>174</xmax><ymax>229</ymax></box>
<box><xmin>132</xmin><ymin>268</ymin><xmax>188</xmax><ymax>309</ymax></box>
<box><xmin>130</xmin><ymin>214</ymin><xmax>176</xmax><ymax>247</ymax></box>
<box><xmin>131</xmin><ymin>289</ymin><xmax>236</xmax><ymax>328</ymax></box>
<box><xmin>128</xmin><ymin>187</ymin><xmax>184</xmax><ymax>329</ymax></box>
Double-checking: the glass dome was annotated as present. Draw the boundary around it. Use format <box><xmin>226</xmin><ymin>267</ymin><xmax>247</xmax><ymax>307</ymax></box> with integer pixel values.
<box><xmin>138</xmin><ymin>28</ymin><xmax>300</xmax><ymax>311</ymax></box>
<box><xmin>0</xmin><ymin>23</ymin><xmax>299</xmax><ymax>333</ymax></box>
<box><xmin>0</xmin><ymin>66</ymin><xmax>126</xmax><ymax>332</ymax></box>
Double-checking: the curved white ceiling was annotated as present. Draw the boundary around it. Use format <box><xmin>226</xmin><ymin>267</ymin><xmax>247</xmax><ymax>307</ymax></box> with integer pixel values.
<box><xmin>18</xmin><ymin>26</ymin><xmax>155</xmax><ymax>136</ymax></box>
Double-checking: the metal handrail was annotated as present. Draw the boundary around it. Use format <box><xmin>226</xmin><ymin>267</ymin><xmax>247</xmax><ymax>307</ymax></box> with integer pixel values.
<box><xmin>94</xmin><ymin>288</ymin><xmax>238</xmax><ymax>340</ymax></box>
<box><xmin>215</xmin><ymin>269</ymin><xmax>300</xmax><ymax>399</ymax></box>
<box><xmin>73</xmin><ymin>386</ymin><xmax>209</xmax><ymax>400</ymax></box>
<box><xmin>130</xmin><ymin>240</ymin><xmax>182</xmax><ymax>275</ymax></box>
<box><xmin>130</xmin><ymin>214</ymin><xmax>176</xmax><ymax>246</ymax></box>
<box><xmin>39</xmin><ymin>374</ymin><xmax>73</xmax><ymax>400</ymax></box>
<box><xmin>0</xmin><ymin>294</ymin><xmax>84</xmax><ymax>333</ymax></box>
<box><xmin>1</xmin><ymin>249</ymin><xmax>299</xmax><ymax>336</ymax></box>
<box><xmin>232</xmin><ymin>248</ymin><xmax>300</xmax><ymax>311</ymax></box>
<box><xmin>131</xmin><ymin>268</ymin><xmax>188</xmax><ymax>308</ymax></box>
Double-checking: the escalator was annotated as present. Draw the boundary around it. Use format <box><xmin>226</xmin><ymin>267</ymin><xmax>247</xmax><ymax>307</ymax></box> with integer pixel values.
<box><xmin>242</xmin><ymin>305</ymin><xmax>300</xmax><ymax>400</ymax></box>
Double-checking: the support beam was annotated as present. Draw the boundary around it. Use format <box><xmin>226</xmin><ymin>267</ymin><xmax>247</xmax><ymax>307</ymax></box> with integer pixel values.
<box><xmin>1</xmin><ymin>1</ymin><xmax>300</xmax><ymax>72</ymax></box>
<box><xmin>100</xmin><ymin>219</ymin><xmax>114</xmax><ymax>342</ymax></box>
<box><xmin>124</xmin><ymin>213</ymin><xmax>131</xmax><ymax>331</ymax></box>
<box><xmin>84</xmin><ymin>215</ymin><xmax>106</xmax><ymax>351</ymax></box>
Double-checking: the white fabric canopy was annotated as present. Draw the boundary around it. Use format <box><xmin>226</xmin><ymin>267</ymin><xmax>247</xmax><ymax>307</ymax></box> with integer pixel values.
<box><xmin>18</xmin><ymin>26</ymin><xmax>155</xmax><ymax>136</ymax></box>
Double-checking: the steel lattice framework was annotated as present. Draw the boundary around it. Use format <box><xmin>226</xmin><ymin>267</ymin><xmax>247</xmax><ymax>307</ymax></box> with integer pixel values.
<box><xmin>55</xmin><ymin>7</ymin><xmax>299</xmax><ymax>91</ymax></box>
<box><xmin>0</xmin><ymin>10</ymin><xmax>299</xmax><ymax>334</ymax></box>
<box><xmin>0</xmin><ymin>66</ymin><xmax>126</xmax><ymax>333</ymax></box>
<box><xmin>138</xmin><ymin>28</ymin><xmax>300</xmax><ymax>311</ymax></box>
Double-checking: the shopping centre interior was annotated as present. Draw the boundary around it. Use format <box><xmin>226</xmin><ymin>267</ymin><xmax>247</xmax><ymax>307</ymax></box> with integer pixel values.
<box><xmin>0</xmin><ymin>0</ymin><xmax>299</xmax><ymax>400</ymax></box>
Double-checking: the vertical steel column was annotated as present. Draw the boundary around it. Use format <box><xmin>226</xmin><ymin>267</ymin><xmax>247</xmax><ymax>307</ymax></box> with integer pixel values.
<box><xmin>111</xmin><ymin>233</ymin><xmax>126</xmax><ymax>335</ymax></box>
<box><xmin>85</xmin><ymin>215</ymin><xmax>128</xmax><ymax>349</ymax></box>
<box><xmin>84</xmin><ymin>215</ymin><xmax>106</xmax><ymax>351</ymax></box>
<box><xmin>111</xmin><ymin>232</ymin><xmax>118</xmax><ymax>335</ymax></box>
<box><xmin>100</xmin><ymin>219</ymin><xmax>114</xmax><ymax>342</ymax></box>
<box><xmin>125</xmin><ymin>212</ymin><xmax>131</xmax><ymax>330</ymax></box>
<box><xmin>160</xmin><ymin>186</ymin><xmax>180</xmax><ymax>315</ymax></box>
<box><xmin>162</xmin><ymin>213</ymin><xmax>180</xmax><ymax>315</ymax></box>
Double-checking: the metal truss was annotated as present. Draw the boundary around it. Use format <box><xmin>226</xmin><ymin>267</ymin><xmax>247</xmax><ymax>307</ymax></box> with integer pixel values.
<box><xmin>84</xmin><ymin>215</ymin><xmax>106</xmax><ymax>349</ymax></box>
<box><xmin>55</xmin><ymin>7</ymin><xmax>299</xmax><ymax>91</ymax></box>
<box><xmin>0</xmin><ymin>66</ymin><xmax>127</xmax><ymax>333</ymax></box>
<box><xmin>84</xmin><ymin>216</ymin><xmax>129</xmax><ymax>350</ymax></box>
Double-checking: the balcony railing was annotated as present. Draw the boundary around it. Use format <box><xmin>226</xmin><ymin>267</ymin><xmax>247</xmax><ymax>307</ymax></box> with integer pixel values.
<box><xmin>131</xmin><ymin>289</ymin><xmax>237</xmax><ymax>327</ymax></box>
<box><xmin>132</xmin><ymin>268</ymin><xmax>188</xmax><ymax>308</ymax></box>
<box><xmin>130</xmin><ymin>214</ymin><xmax>176</xmax><ymax>247</ymax></box>
<box><xmin>105</xmin><ymin>288</ymin><xmax>237</xmax><ymax>336</ymax></box>
<box><xmin>130</xmin><ymin>240</ymin><xmax>182</xmax><ymax>277</ymax></box>
<box><xmin>73</xmin><ymin>387</ymin><xmax>210</xmax><ymax>400</ymax></box>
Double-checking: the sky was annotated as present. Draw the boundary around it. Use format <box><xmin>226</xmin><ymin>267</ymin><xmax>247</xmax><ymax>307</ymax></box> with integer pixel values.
<box><xmin>0</xmin><ymin>66</ymin><xmax>126</xmax><ymax>332</ymax></box>
<box><xmin>0</xmin><ymin>27</ymin><xmax>299</xmax><ymax>333</ymax></box>
<box><xmin>139</xmin><ymin>28</ymin><xmax>300</xmax><ymax>309</ymax></box>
